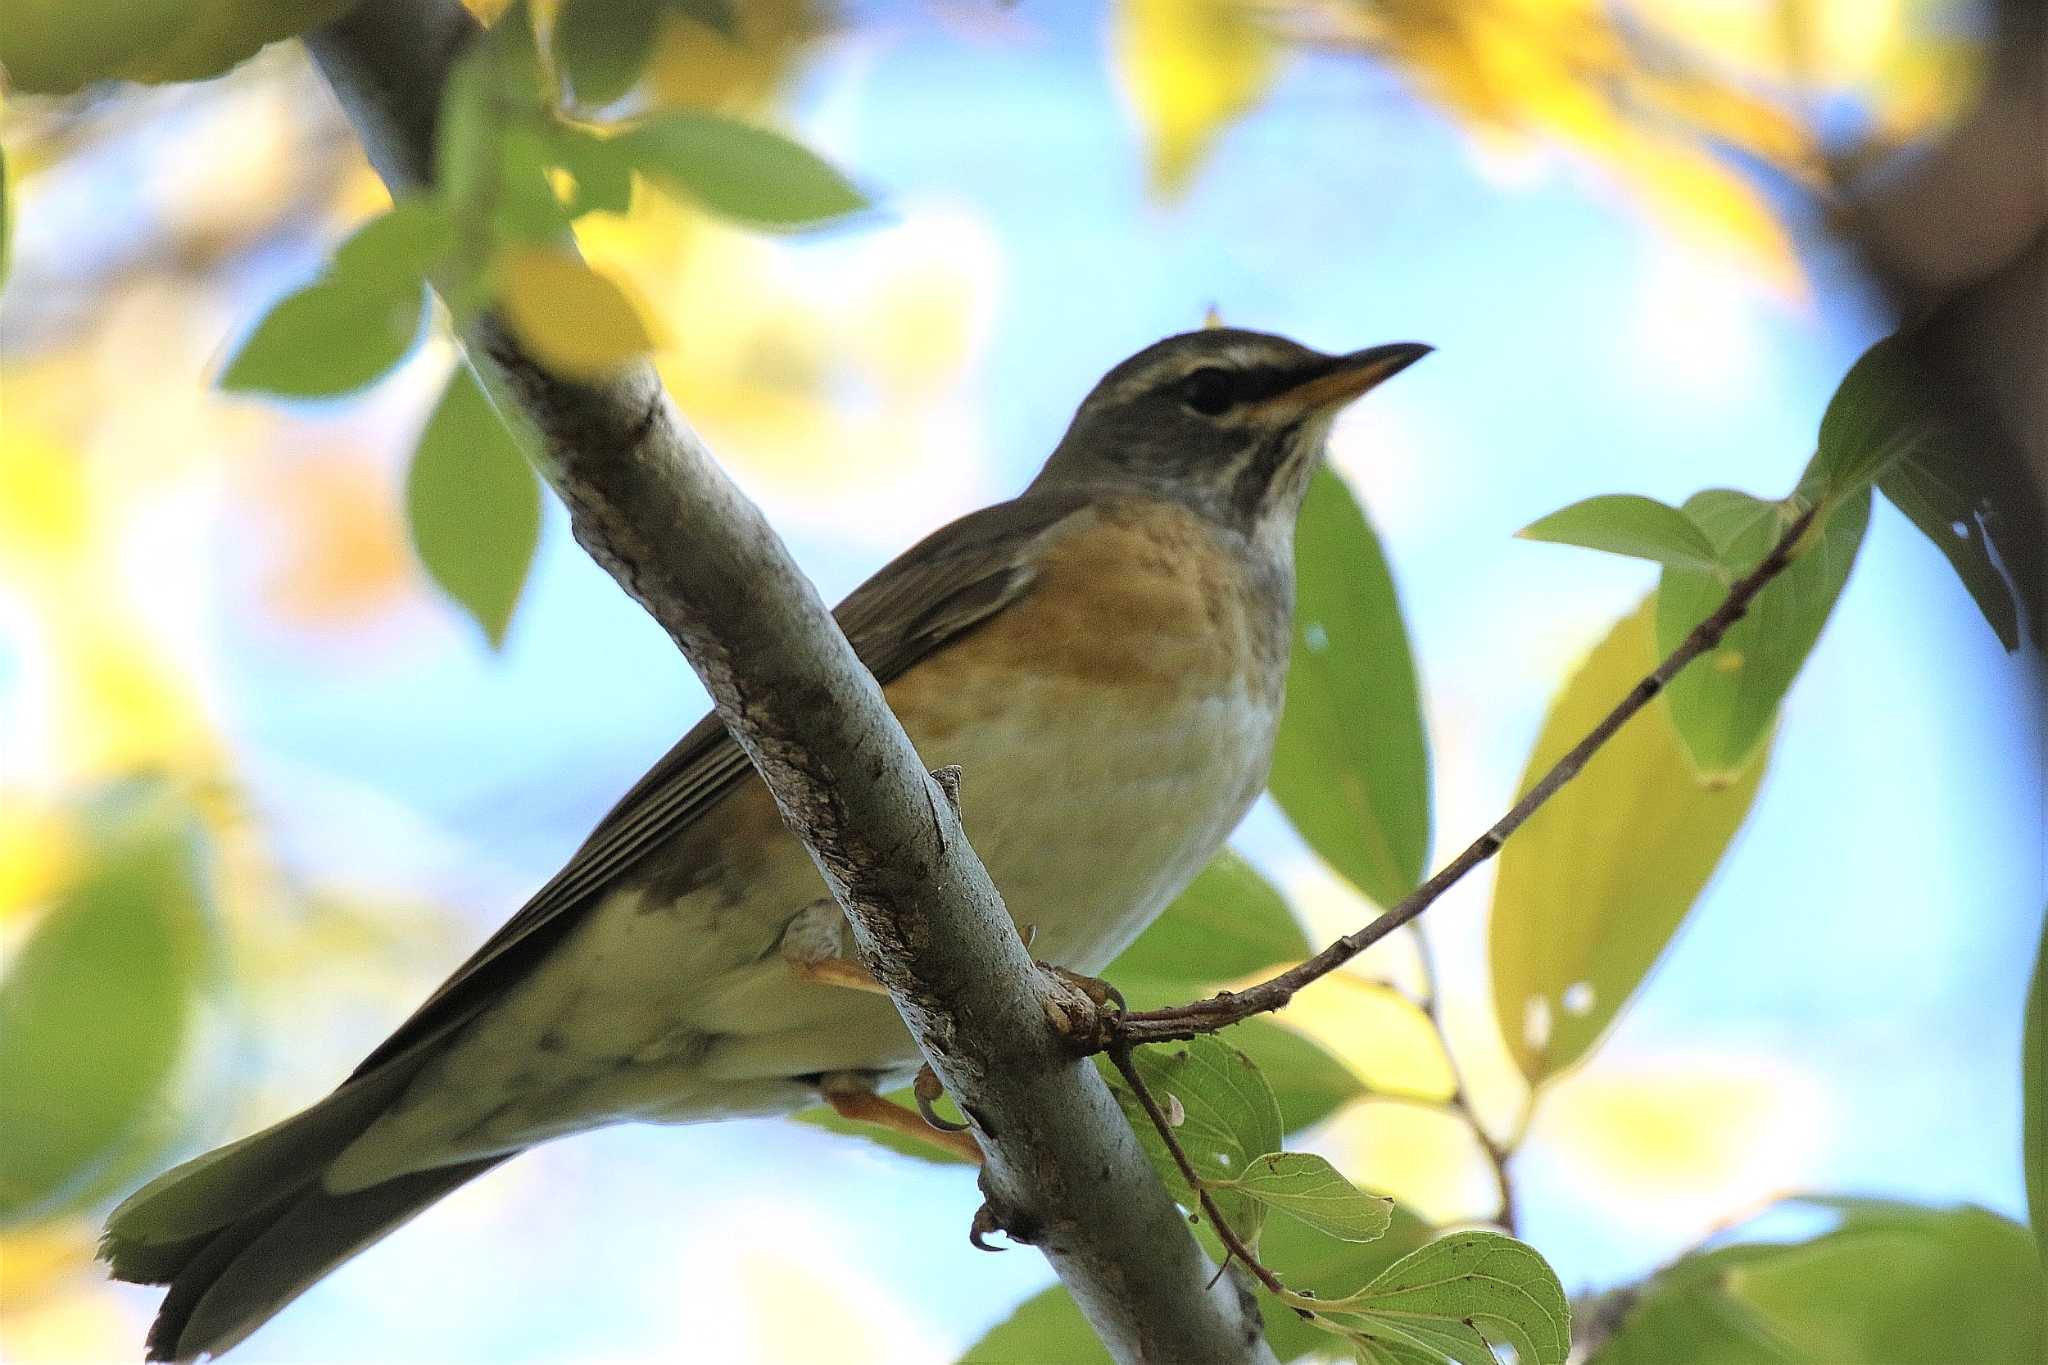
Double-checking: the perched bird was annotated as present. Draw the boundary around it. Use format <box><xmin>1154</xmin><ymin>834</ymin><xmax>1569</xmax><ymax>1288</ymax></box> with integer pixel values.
<box><xmin>102</xmin><ymin>327</ymin><xmax>1430</xmax><ymax>1360</ymax></box>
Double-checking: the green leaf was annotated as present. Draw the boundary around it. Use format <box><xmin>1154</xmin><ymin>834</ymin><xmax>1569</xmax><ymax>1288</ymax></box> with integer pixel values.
<box><xmin>1879</xmin><ymin>437</ymin><xmax>2036</xmax><ymax>651</ymax></box>
<box><xmin>1517</xmin><ymin>494</ymin><xmax>1724</xmax><ymax>573</ymax></box>
<box><xmin>1214</xmin><ymin>1152</ymin><xmax>1392</xmax><ymax>1242</ymax></box>
<box><xmin>1103</xmin><ymin>1037</ymin><xmax>1285</xmax><ymax>1241</ymax></box>
<box><xmin>1106</xmin><ymin>850</ymin><xmax>1308</xmax><ymax>1008</ymax></box>
<box><xmin>1230</xmin><ymin>1018</ymin><xmax>1366</xmax><ymax>1136</ymax></box>
<box><xmin>1811</xmin><ymin>334</ymin><xmax>1943</xmax><ymax>500</ymax></box>
<box><xmin>671</xmin><ymin>0</ymin><xmax>738</xmax><ymax>38</ymax></box>
<box><xmin>2029</xmin><ymin>912</ymin><xmax>2048</xmax><ymax>1277</ymax></box>
<box><xmin>219</xmin><ymin>275</ymin><xmax>426</xmax><ymax>399</ymax></box>
<box><xmin>1319</xmin><ymin>1231</ymin><xmax>1570</xmax><ymax>1365</ymax></box>
<box><xmin>1656</xmin><ymin>482</ymin><xmax>1868</xmax><ymax>779</ymax></box>
<box><xmin>1594</xmin><ymin>1201</ymin><xmax>2046</xmax><ymax>1365</ymax></box>
<box><xmin>0</xmin><ymin>784</ymin><xmax>217</xmax><ymax>1224</ymax></box>
<box><xmin>406</xmin><ymin>365</ymin><xmax>543</xmax><ymax>646</ymax></box>
<box><xmin>332</xmin><ymin>200</ymin><xmax>456</xmax><ymax>289</ymax></box>
<box><xmin>1270</xmin><ymin>465</ymin><xmax>1432</xmax><ymax>907</ymax></box>
<box><xmin>614</xmin><ymin>111</ymin><xmax>868</xmax><ymax>228</ymax></box>
<box><xmin>962</xmin><ymin>1201</ymin><xmax>1436</xmax><ymax>1365</ymax></box>
<box><xmin>553</xmin><ymin>0</ymin><xmax>664</xmax><ymax>107</ymax></box>
<box><xmin>545</xmin><ymin>123</ymin><xmax>638</xmax><ymax>217</ymax></box>
<box><xmin>1489</xmin><ymin>598</ymin><xmax>1767</xmax><ymax>1084</ymax></box>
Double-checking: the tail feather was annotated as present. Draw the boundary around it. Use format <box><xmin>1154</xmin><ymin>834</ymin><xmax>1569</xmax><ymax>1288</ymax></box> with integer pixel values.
<box><xmin>140</xmin><ymin>1157</ymin><xmax>507</xmax><ymax>1363</ymax></box>
<box><xmin>104</xmin><ymin>1063</ymin><xmax>418</xmax><ymax>1256</ymax></box>
<box><xmin>101</xmin><ymin>1054</ymin><xmax>513</xmax><ymax>1361</ymax></box>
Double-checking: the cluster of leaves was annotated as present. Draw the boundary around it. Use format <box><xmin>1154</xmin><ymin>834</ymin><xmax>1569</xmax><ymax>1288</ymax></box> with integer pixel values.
<box><xmin>217</xmin><ymin>3</ymin><xmax>865</xmax><ymax>646</ymax></box>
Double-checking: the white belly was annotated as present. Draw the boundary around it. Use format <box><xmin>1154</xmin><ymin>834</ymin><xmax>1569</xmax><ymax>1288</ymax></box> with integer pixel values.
<box><xmin>922</xmin><ymin>670</ymin><xmax>1277</xmax><ymax>973</ymax></box>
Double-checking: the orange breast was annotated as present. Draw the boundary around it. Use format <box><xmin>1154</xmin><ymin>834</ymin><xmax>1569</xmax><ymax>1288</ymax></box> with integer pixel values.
<box><xmin>887</xmin><ymin>498</ymin><xmax>1289</xmax><ymax>740</ymax></box>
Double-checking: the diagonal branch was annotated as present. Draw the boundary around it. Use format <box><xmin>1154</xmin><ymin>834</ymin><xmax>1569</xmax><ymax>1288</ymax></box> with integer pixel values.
<box><xmin>1114</xmin><ymin>501</ymin><xmax>1821</xmax><ymax>1046</ymax></box>
<box><xmin>303</xmin><ymin>5</ymin><xmax>1271</xmax><ymax>1362</ymax></box>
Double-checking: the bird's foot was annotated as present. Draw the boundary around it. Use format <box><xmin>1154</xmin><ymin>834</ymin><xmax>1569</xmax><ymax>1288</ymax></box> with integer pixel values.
<box><xmin>818</xmin><ymin>1072</ymin><xmax>983</xmax><ymax>1163</ymax></box>
<box><xmin>1035</xmin><ymin>964</ymin><xmax>1125</xmax><ymax>1053</ymax></box>
<box><xmin>913</xmin><ymin>1063</ymin><xmax>971</xmax><ymax>1133</ymax></box>
<box><xmin>790</xmin><ymin>954</ymin><xmax>891</xmax><ymax>996</ymax></box>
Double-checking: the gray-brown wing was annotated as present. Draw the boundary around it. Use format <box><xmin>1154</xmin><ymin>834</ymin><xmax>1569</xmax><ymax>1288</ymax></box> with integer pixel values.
<box><xmin>349</xmin><ymin>490</ymin><xmax>1095</xmax><ymax>1076</ymax></box>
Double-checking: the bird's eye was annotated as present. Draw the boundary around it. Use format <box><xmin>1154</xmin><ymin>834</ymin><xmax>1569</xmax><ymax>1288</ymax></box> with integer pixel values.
<box><xmin>1179</xmin><ymin>367</ymin><xmax>1236</xmax><ymax>416</ymax></box>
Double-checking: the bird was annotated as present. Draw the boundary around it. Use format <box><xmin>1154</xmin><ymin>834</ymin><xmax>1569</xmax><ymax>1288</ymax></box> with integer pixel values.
<box><xmin>101</xmin><ymin>326</ymin><xmax>1430</xmax><ymax>1360</ymax></box>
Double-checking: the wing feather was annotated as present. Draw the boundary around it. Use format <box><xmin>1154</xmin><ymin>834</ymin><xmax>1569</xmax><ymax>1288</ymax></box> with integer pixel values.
<box><xmin>350</xmin><ymin>491</ymin><xmax>1094</xmax><ymax>1075</ymax></box>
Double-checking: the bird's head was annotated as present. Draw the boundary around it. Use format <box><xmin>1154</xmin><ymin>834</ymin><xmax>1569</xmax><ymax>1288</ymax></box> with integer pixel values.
<box><xmin>1032</xmin><ymin>327</ymin><xmax>1430</xmax><ymax>535</ymax></box>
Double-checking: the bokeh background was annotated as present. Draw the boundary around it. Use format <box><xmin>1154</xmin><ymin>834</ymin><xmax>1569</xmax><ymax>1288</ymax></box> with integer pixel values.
<box><xmin>2</xmin><ymin>0</ymin><xmax>2043</xmax><ymax>1359</ymax></box>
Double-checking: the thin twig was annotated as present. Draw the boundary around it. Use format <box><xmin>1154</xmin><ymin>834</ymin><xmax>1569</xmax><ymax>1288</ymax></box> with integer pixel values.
<box><xmin>1113</xmin><ymin>501</ymin><xmax>1821</xmax><ymax>1047</ymax></box>
<box><xmin>1407</xmin><ymin>922</ymin><xmax>1519</xmax><ymax>1234</ymax></box>
<box><xmin>1106</xmin><ymin>1045</ymin><xmax>1306</xmax><ymax>1314</ymax></box>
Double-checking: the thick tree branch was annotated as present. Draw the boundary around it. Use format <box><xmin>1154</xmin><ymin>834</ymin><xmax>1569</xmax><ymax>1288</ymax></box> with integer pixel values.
<box><xmin>302</xmin><ymin>6</ymin><xmax>1272</xmax><ymax>1361</ymax></box>
<box><xmin>1115</xmin><ymin>502</ymin><xmax>1821</xmax><ymax>1046</ymax></box>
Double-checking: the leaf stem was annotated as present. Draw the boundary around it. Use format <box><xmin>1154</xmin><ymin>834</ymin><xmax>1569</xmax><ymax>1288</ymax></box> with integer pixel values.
<box><xmin>1110</xmin><ymin>502</ymin><xmax>1820</xmax><ymax>1047</ymax></box>
<box><xmin>1406</xmin><ymin>922</ymin><xmax>1519</xmax><ymax>1235</ymax></box>
<box><xmin>1106</xmin><ymin>1044</ymin><xmax>1302</xmax><ymax>1312</ymax></box>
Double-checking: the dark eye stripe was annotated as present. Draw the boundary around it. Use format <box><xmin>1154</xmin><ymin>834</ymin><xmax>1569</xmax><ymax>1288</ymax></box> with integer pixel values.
<box><xmin>1202</xmin><ymin>362</ymin><xmax>1326</xmax><ymax>406</ymax></box>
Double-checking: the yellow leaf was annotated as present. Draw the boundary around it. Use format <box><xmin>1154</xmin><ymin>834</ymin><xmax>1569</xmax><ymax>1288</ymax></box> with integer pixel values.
<box><xmin>642</xmin><ymin>0</ymin><xmax>819</xmax><ymax>112</ymax></box>
<box><xmin>1488</xmin><ymin>598</ymin><xmax>1768</xmax><ymax>1084</ymax></box>
<box><xmin>1538</xmin><ymin>1054</ymin><xmax>1827</xmax><ymax>1238</ymax></box>
<box><xmin>498</xmin><ymin>247</ymin><xmax>658</xmax><ymax>379</ymax></box>
<box><xmin>0</xmin><ymin>804</ymin><xmax>82</xmax><ymax>922</ymax></box>
<box><xmin>1113</xmin><ymin>0</ymin><xmax>1279</xmax><ymax>197</ymax></box>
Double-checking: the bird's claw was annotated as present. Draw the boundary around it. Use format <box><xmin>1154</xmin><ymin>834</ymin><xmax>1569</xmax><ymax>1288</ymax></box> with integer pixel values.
<box><xmin>913</xmin><ymin>1064</ymin><xmax>970</xmax><ymax>1133</ymax></box>
<box><xmin>1036</xmin><ymin>964</ymin><xmax>1126</xmax><ymax>1052</ymax></box>
<box><xmin>969</xmin><ymin>1202</ymin><xmax>1006</xmax><ymax>1252</ymax></box>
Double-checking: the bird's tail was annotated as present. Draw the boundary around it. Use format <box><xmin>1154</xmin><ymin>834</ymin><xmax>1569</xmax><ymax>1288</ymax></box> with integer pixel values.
<box><xmin>100</xmin><ymin>1062</ymin><xmax>511</xmax><ymax>1362</ymax></box>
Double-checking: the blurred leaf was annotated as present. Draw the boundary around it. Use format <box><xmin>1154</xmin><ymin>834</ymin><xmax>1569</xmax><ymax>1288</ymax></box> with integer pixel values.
<box><xmin>963</xmin><ymin>1201</ymin><xmax>1436</xmax><ymax>1364</ymax></box>
<box><xmin>1112</xmin><ymin>0</ymin><xmax>1278</xmax><ymax>196</ymax></box>
<box><xmin>1317</xmin><ymin>1231</ymin><xmax>1570</xmax><ymax>1365</ymax></box>
<box><xmin>545</xmin><ymin>123</ymin><xmax>638</xmax><ymax>217</ymax></box>
<box><xmin>434</xmin><ymin>8</ymin><xmax>548</xmax><ymax>311</ymax></box>
<box><xmin>616</xmin><ymin>111</ymin><xmax>867</xmax><ymax>228</ymax></box>
<box><xmin>1231</xmin><ymin>1018</ymin><xmax>1365</xmax><ymax>1137</ymax></box>
<box><xmin>1103</xmin><ymin>1037</ymin><xmax>1283</xmax><ymax>1241</ymax></box>
<box><xmin>1583</xmin><ymin>1280</ymin><xmax>1798</xmax><ymax>1363</ymax></box>
<box><xmin>1594</xmin><ymin>1201</ymin><xmax>2045</xmax><ymax>1364</ymax></box>
<box><xmin>793</xmin><ymin>1085</ymin><xmax>974</xmax><ymax>1166</ymax></box>
<box><xmin>333</xmin><ymin>200</ymin><xmax>456</xmax><ymax>289</ymax></box>
<box><xmin>960</xmin><ymin>1279</ymin><xmax>1111</xmax><ymax>1365</ymax></box>
<box><xmin>1489</xmin><ymin>599</ymin><xmax>1767</xmax><ymax>1084</ymax></box>
<box><xmin>1214</xmin><ymin>1152</ymin><xmax>1391</xmax><ymax>1243</ymax></box>
<box><xmin>2029</xmin><ymin>912</ymin><xmax>2048</xmax><ymax>1275</ymax></box>
<box><xmin>1517</xmin><ymin>494</ymin><xmax>1723</xmax><ymax>574</ymax></box>
<box><xmin>0</xmin><ymin>785</ymin><xmax>215</xmax><ymax>1224</ymax></box>
<box><xmin>406</xmin><ymin>364</ymin><xmax>542</xmax><ymax>647</ymax></box>
<box><xmin>1656</xmin><ymin>484</ymin><xmax>1869</xmax><ymax>779</ymax></box>
<box><xmin>219</xmin><ymin>276</ymin><xmax>426</xmax><ymax>399</ymax></box>
<box><xmin>0</xmin><ymin>0</ymin><xmax>352</xmax><ymax>94</ymax></box>
<box><xmin>671</xmin><ymin>0</ymin><xmax>738</xmax><ymax>38</ymax></box>
<box><xmin>222</xmin><ymin>206</ymin><xmax>441</xmax><ymax>399</ymax></box>
<box><xmin>553</xmin><ymin>0</ymin><xmax>665</xmax><ymax>107</ymax></box>
<box><xmin>115</xmin><ymin>0</ymin><xmax>360</xmax><ymax>86</ymax></box>
<box><xmin>0</xmin><ymin>0</ymin><xmax>184</xmax><ymax>94</ymax></box>
<box><xmin>1107</xmin><ymin>850</ymin><xmax>1308</xmax><ymax>1007</ymax></box>
<box><xmin>498</xmin><ymin>246</ymin><xmax>657</xmax><ymax>378</ymax></box>
<box><xmin>1270</xmin><ymin>465</ymin><xmax>1431</xmax><ymax>908</ymax></box>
